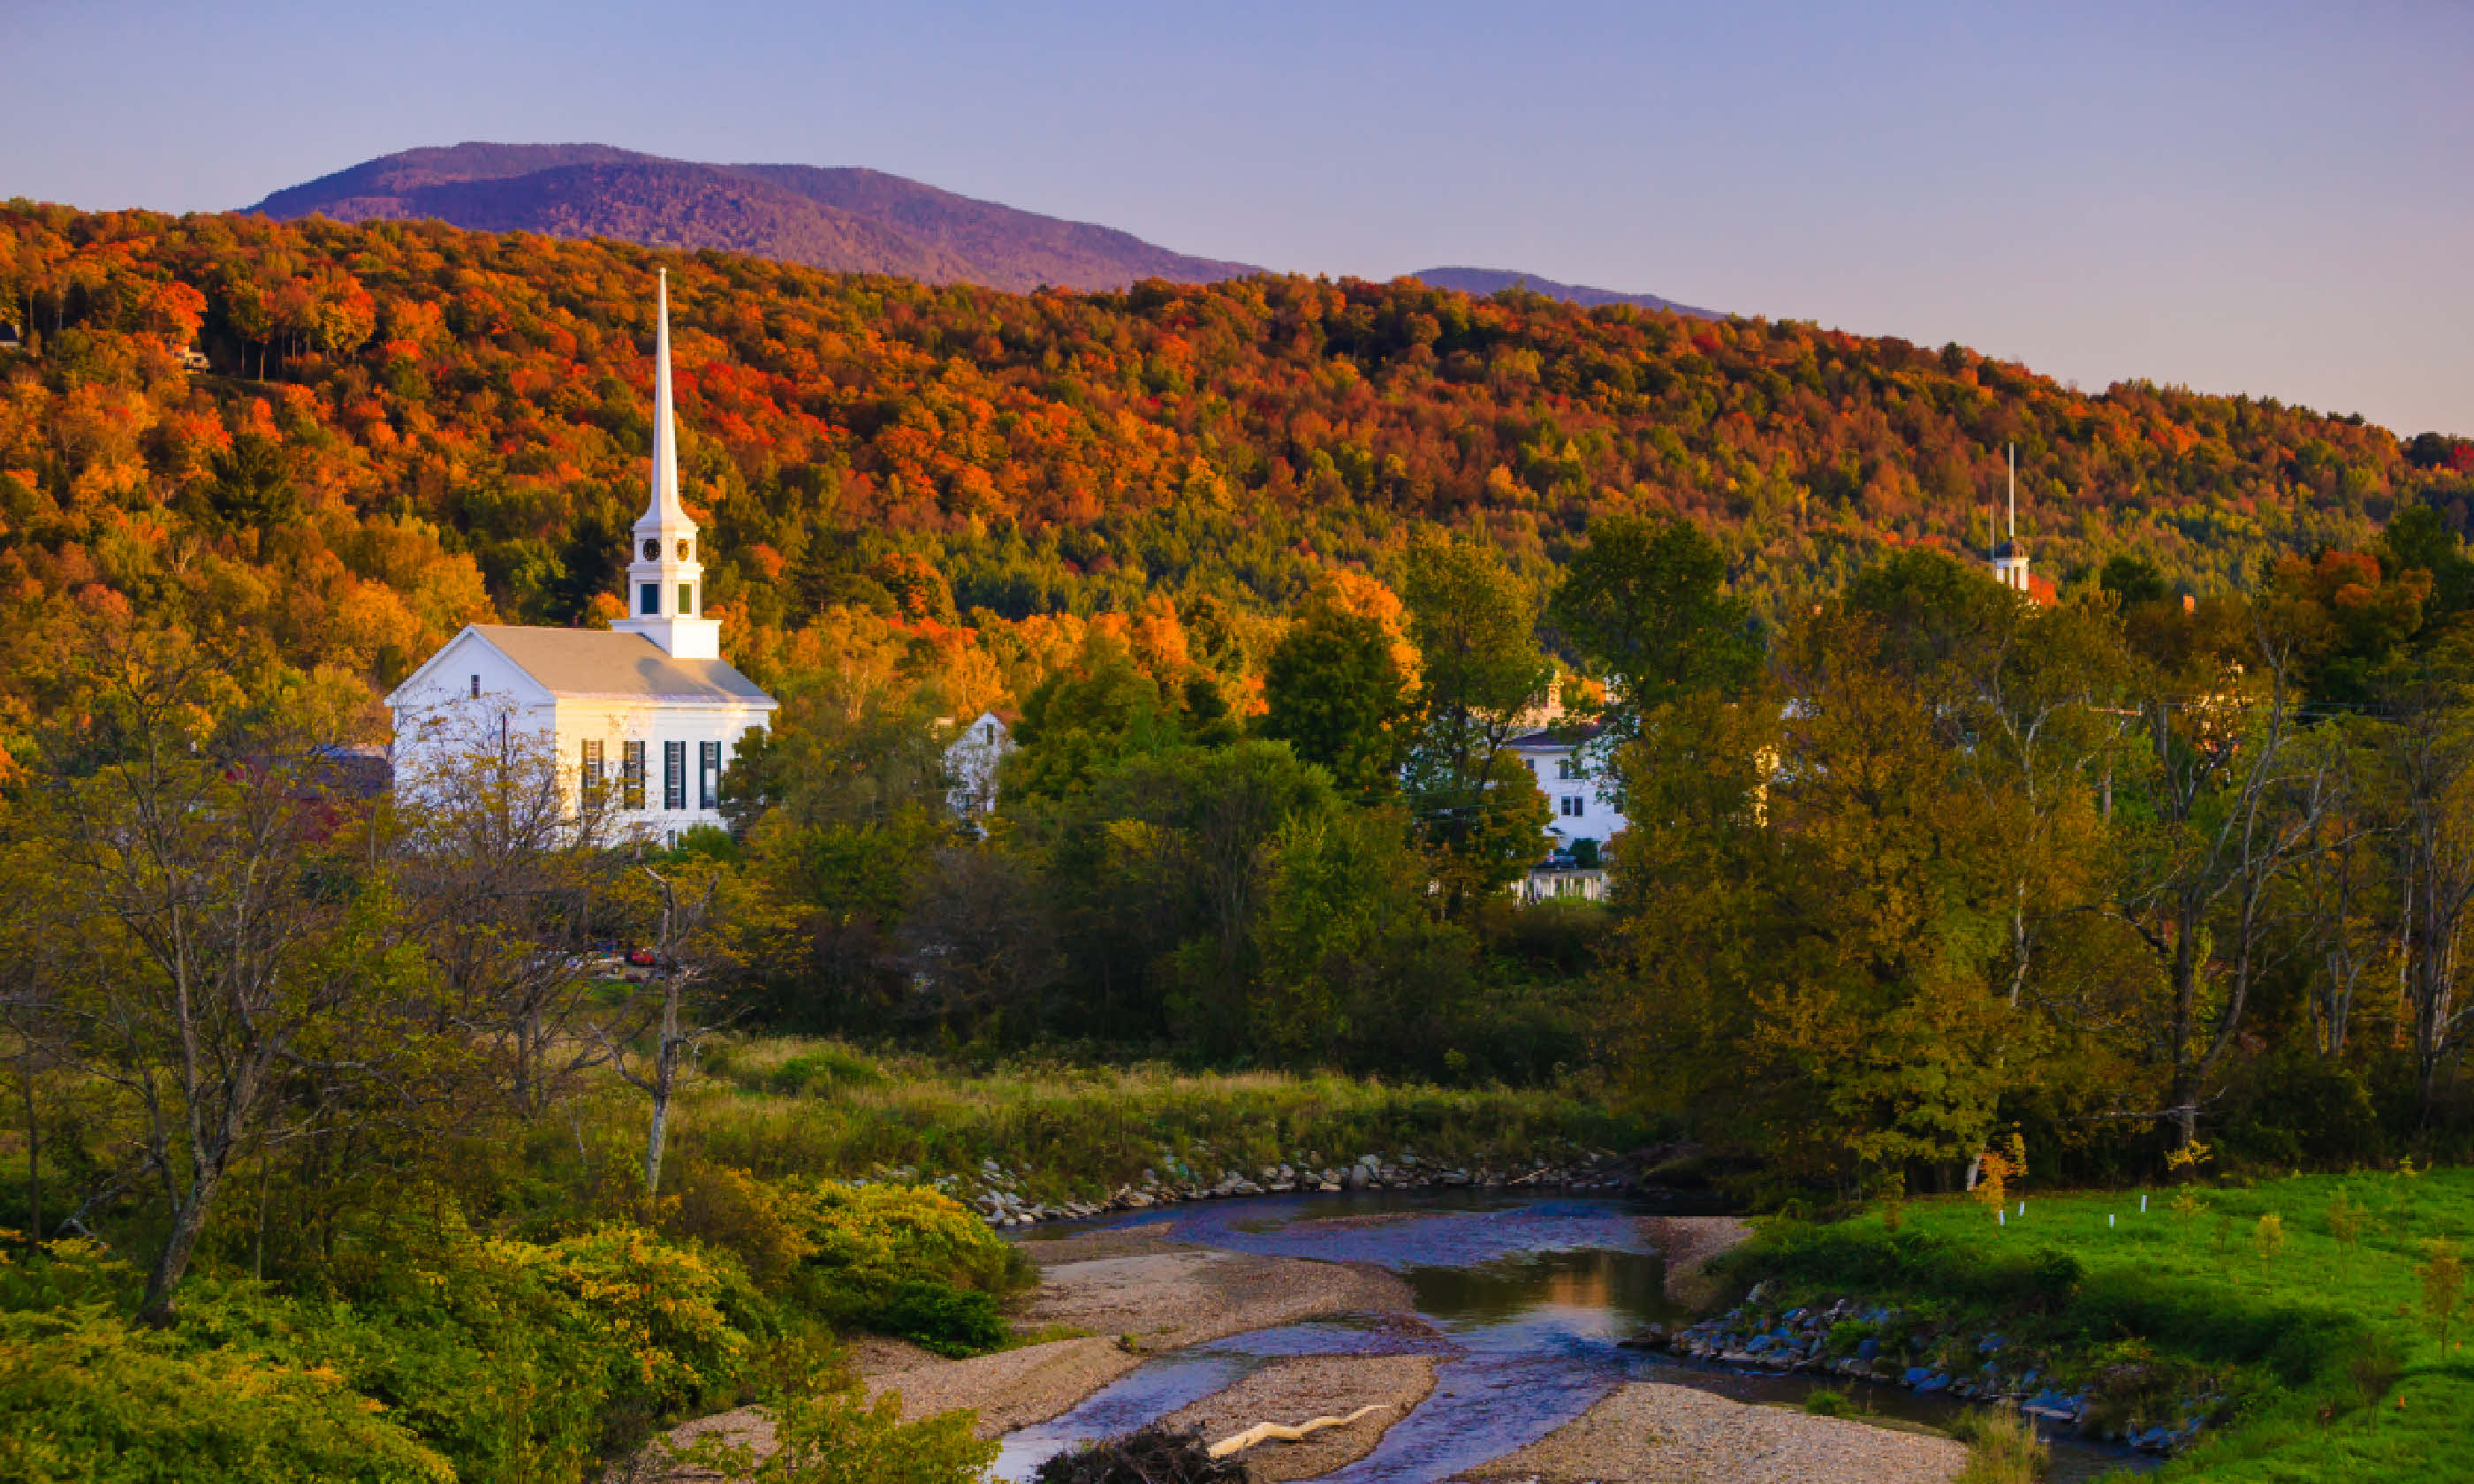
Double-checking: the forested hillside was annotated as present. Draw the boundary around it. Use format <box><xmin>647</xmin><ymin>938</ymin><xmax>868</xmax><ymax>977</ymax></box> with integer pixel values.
<box><xmin>3</xmin><ymin>199</ymin><xmax>2470</xmax><ymax>747</ymax></box>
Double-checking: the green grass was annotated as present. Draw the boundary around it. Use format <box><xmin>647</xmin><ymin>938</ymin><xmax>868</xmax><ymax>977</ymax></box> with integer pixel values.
<box><xmin>1732</xmin><ymin>1170</ymin><xmax>2474</xmax><ymax>1481</ymax></box>
<box><xmin>664</xmin><ymin>1036</ymin><xmax>1651</xmax><ymax>1206</ymax></box>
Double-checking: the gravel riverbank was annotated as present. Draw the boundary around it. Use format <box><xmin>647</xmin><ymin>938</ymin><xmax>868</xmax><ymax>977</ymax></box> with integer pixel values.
<box><xmin>1455</xmin><ymin>1382</ymin><xmax>1967</xmax><ymax>1484</ymax></box>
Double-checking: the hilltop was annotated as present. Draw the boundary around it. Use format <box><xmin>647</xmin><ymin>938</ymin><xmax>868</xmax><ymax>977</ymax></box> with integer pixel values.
<box><xmin>248</xmin><ymin>142</ymin><xmax>1259</xmax><ymax>293</ymax></box>
<box><xmin>1407</xmin><ymin>265</ymin><xmax>1718</xmax><ymax>318</ymax></box>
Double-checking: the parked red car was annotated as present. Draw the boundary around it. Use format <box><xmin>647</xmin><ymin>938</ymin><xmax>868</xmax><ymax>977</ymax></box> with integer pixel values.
<box><xmin>626</xmin><ymin>947</ymin><xmax>657</xmax><ymax>967</ymax></box>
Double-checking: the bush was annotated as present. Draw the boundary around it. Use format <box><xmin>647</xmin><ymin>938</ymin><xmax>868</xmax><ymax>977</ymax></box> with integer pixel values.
<box><xmin>171</xmin><ymin>1214</ymin><xmax>770</xmax><ymax>1481</ymax></box>
<box><xmin>0</xmin><ymin>1303</ymin><xmax>455</xmax><ymax>1484</ymax></box>
<box><xmin>1802</xmin><ymin>1387</ymin><xmax>1853</xmax><ymax>1417</ymax></box>
<box><xmin>675</xmin><ymin>1378</ymin><xmax>995</xmax><ymax>1484</ymax></box>
<box><xmin>862</xmin><ymin>1280</ymin><xmax>1009</xmax><ymax>1358</ymax></box>
<box><xmin>1947</xmin><ymin>1409</ymin><xmax>2046</xmax><ymax>1484</ymax></box>
<box><xmin>770</xmin><ymin>1046</ymin><xmax>887</xmax><ymax>1095</ymax></box>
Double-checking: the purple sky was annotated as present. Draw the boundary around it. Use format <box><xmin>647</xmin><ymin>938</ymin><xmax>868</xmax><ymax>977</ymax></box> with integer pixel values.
<box><xmin>4</xmin><ymin>0</ymin><xmax>2467</xmax><ymax>435</ymax></box>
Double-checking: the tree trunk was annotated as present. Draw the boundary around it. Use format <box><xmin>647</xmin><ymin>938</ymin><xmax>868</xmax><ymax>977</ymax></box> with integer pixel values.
<box><xmin>15</xmin><ymin>1050</ymin><xmax>37</xmax><ymax>1246</ymax></box>
<box><xmin>642</xmin><ymin>967</ymin><xmax>681</xmax><ymax>1197</ymax></box>
<box><xmin>137</xmin><ymin>1161</ymin><xmax>229</xmax><ymax>1325</ymax></box>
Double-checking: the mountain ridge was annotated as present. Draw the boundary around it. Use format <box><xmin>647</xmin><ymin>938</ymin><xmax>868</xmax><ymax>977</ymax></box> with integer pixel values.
<box><xmin>1405</xmin><ymin>265</ymin><xmax>1718</xmax><ymax>319</ymax></box>
<box><xmin>248</xmin><ymin>142</ymin><xmax>1259</xmax><ymax>293</ymax></box>
<box><xmin>247</xmin><ymin>143</ymin><xmax>1718</xmax><ymax>313</ymax></box>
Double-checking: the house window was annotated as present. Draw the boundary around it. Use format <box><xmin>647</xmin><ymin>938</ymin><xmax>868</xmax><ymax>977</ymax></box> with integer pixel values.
<box><xmin>640</xmin><ymin>582</ymin><xmax>660</xmax><ymax>616</ymax></box>
<box><xmin>621</xmin><ymin>741</ymin><xmax>646</xmax><ymax>810</ymax></box>
<box><xmin>469</xmin><ymin>674</ymin><xmax>481</xmax><ymax>699</ymax></box>
<box><xmin>1556</xmin><ymin>757</ymin><xmax>1576</xmax><ymax>780</ymax></box>
<box><xmin>664</xmin><ymin>740</ymin><xmax>687</xmax><ymax>811</ymax></box>
<box><xmin>1560</xmin><ymin>795</ymin><xmax>1584</xmax><ymax>818</ymax></box>
<box><xmin>699</xmin><ymin>740</ymin><xmax>721</xmax><ymax>810</ymax></box>
<box><xmin>581</xmin><ymin>739</ymin><xmax>604</xmax><ymax>805</ymax></box>
<box><xmin>678</xmin><ymin>582</ymin><xmax>694</xmax><ymax>617</ymax></box>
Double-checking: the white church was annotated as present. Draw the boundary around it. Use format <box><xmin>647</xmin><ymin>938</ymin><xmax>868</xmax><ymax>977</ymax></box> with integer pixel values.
<box><xmin>386</xmin><ymin>271</ymin><xmax>777</xmax><ymax>840</ymax></box>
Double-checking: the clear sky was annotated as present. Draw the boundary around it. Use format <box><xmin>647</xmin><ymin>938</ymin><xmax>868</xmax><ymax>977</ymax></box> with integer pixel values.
<box><xmin>4</xmin><ymin>0</ymin><xmax>2468</xmax><ymax>435</ymax></box>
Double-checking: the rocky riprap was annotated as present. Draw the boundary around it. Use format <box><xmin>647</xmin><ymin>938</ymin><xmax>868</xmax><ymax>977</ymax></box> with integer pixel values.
<box><xmin>1639</xmin><ymin>1283</ymin><xmax>2220</xmax><ymax>1457</ymax></box>
<box><xmin>854</xmin><ymin>1145</ymin><xmax>1653</xmax><ymax>1230</ymax></box>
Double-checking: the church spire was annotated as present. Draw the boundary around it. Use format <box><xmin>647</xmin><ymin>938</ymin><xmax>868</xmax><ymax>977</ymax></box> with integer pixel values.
<box><xmin>612</xmin><ymin>269</ymin><xmax>722</xmax><ymax>660</ymax></box>
<box><xmin>648</xmin><ymin>269</ymin><xmax>687</xmax><ymax>527</ymax></box>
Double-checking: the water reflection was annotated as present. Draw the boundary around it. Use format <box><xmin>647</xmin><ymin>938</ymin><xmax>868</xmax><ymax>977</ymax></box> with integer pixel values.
<box><xmin>1405</xmin><ymin>1246</ymin><xmax>1684</xmax><ymax>1329</ymax></box>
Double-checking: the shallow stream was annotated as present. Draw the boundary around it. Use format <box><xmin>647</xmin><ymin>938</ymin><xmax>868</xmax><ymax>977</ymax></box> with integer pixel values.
<box><xmin>998</xmin><ymin>1192</ymin><xmax>2151</xmax><ymax>1481</ymax></box>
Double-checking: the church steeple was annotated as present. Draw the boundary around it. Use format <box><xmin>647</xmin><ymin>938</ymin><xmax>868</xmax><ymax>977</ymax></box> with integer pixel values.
<box><xmin>612</xmin><ymin>269</ymin><xmax>722</xmax><ymax>660</ymax></box>
<box><xmin>1992</xmin><ymin>442</ymin><xmax>2031</xmax><ymax>594</ymax></box>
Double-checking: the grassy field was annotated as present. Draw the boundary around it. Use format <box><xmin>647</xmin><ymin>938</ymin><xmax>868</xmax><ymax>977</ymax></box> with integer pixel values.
<box><xmin>574</xmin><ymin>1036</ymin><xmax>1658</xmax><ymax>1208</ymax></box>
<box><xmin>1730</xmin><ymin>1169</ymin><xmax>2474</xmax><ymax>1481</ymax></box>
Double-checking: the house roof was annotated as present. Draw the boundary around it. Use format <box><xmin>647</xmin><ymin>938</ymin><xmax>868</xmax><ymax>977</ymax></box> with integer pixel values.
<box><xmin>1508</xmin><ymin>723</ymin><xmax>1607</xmax><ymax>750</ymax></box>
<box><xmin>404</xmin><ymin>625</ymin><xmax>774</xmax><ymax>706</ymax></box>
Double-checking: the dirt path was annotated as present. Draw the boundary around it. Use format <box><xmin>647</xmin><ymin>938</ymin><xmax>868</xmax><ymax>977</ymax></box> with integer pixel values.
<box><xmin>1455</xmin><ymin>1382</ymin><xmax>1967</xmax><ymax>1484</ymax></box>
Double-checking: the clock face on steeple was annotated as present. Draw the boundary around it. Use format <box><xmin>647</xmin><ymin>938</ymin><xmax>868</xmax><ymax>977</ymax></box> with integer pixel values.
<box><xmin>677</xmin><ymin>539</ymin><xmax>692</xmax><ymax>560</ymax></box>
<box><xmin>642</xmin><ymin>539</ymin><xmax>659</xmax><ymax>561</ymax></box>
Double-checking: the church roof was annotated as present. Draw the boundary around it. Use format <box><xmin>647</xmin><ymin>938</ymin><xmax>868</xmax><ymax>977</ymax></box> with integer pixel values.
<box><xmin>467</xmin><ymin>625</ymin><xmax>773</xmax><ymax>705</ymax></box>
<box><xmin>1994</xmin><ymin>538</ymin><xmax>2030</xmax><ymax>559</ymax></box>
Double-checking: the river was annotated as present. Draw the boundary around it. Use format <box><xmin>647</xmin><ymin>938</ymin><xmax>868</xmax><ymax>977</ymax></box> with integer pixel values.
<box><xmin>997</xmin><ymin>1190</ymin><xmax>2151</xmax><ymax>1481</ymax></box>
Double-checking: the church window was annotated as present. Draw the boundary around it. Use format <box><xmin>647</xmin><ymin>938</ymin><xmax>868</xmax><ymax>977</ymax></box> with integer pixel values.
<box><xmin>581</xmin><ymin>739</ymin><xmax>604</xmax><ymax>805</ymax></box>
<box><xmin>469</xmin><ymin>674</ymin><xmax>480</xmax><ymax>699</ymax></box>
<box><xmin>664</xmin><ymin>741</ymin><xmax>687</xmax><ymax>811</ymax></box>
<box><xmin>640</xmin><ymin>583</ymin><xmax>660</xmax><ymax>616</ymax></box>
<box><xmin>621</xmin><ymin>742</ymin><xmax>646</xmax><ymax>810</ymax></box>
<box><xmin>700</xmin><ymin>740</ymin><xmax>720</xmax><ymax>810</ymax></box>
<box><xmin>643</xmin><ymin>539</ymin><xmax>659</xmax><ymax>561</ymax></box>
<box><xmin>679</xmin><ymin>582</ymin><xmax>694</xmax><ymax>616</ymax></box>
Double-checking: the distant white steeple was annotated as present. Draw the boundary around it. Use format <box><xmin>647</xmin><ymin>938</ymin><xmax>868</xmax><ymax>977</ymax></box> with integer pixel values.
<box><xmin>612</xmin><ymin>269</ymin><xmax>722</xmax><ymax>660</ymax></box>
<box><xmin>1992</xmin><ymin>442</ymin><xmax>2031</xmax><ymax>594</ymax></box>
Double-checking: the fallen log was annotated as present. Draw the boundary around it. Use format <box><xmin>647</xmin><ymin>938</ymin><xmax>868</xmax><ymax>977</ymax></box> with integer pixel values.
<box><xmin>1205</xmin><ymin>1404</ymin><xmax>1390</xmax><ymax>1458</ymax></box>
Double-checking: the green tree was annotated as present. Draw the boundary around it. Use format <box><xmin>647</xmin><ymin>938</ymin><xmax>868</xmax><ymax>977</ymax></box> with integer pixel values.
<box><xmin>1545</xmin><ymin>513</ymin><xmax>1757</xmax><ymax>744</ymax></box>
<box><xmin>1004</xmin><ymin>637</ymin><xmax>1185</xmax><ymax>803</ymax></box>
<box><xmin>1249</xmin><ymin>805</ymin><xmax>1476</xmax><ymax>1070</ymax></box>
<box><xmin>1400</xmin><ymin>535</ymin><xmax>1554</xmax><ymax>913</ymax></box>
<box><xmin>1258</xmin><ymin>599</ymin><xmax>1413</xmax><ymax>796</ymax></box>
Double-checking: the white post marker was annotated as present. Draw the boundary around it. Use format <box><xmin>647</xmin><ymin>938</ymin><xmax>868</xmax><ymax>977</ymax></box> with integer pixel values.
<box><xmin>2141</xmin><ymin>1193</ymin><xmax>2149</xmax><ymax>1213</ymax></box>
<box><xmin>1998</xmin><ymin>1210</ymin><xmax>2007</xmax><ymax>1226</ymax></box>
<box><xmin>2018</xmin><ymin>1201</ymin><xmax>2026</xmax><ymax>1216</ymax></box>
<box><xmin>2109</xmin><ymin>1214</ymin><xmax>2116</xmax><ymax>1229</ymax></box>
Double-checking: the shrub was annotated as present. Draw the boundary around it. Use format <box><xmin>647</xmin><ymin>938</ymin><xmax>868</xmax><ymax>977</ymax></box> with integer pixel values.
<box><xmin>1947</xmin><ymin>1409</ymin><xmax>2046</xmax><ymax>1484</ymax></box>
<box><xmin>0</xmin><ymin>1303</ymin><xmax>455</xmax><ymax>1484</ymax></box>
<box><xmin>770</xmin><ymin>1046</ymin><xmax>887</xmax><ymax>1095</ymax></box>
<box><xmin>863</xmin><ymin>1280</ymin><xmax>1009</xmax><ymax>1358</ymax></box>
<box><xmin>668</xmin><ymin>1368</ymin><xmax>995</xmax><ymax>1484</ymax></box>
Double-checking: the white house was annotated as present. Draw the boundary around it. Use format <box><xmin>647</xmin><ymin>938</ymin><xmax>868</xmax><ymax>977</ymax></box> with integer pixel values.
<box><xmin>1507</xmin><ymin>723</ymin><xmax>1627</xmax><ymax>901</ymax></box>
<box><xmin>943</xmin><ymin>712</ymin><xmax>1013</xmax><ymax>824</ymax></box>
<box><xmin>386</xmin><ymin>271</ymin><xmax>777</xmax><ymax>841</ymax></box>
